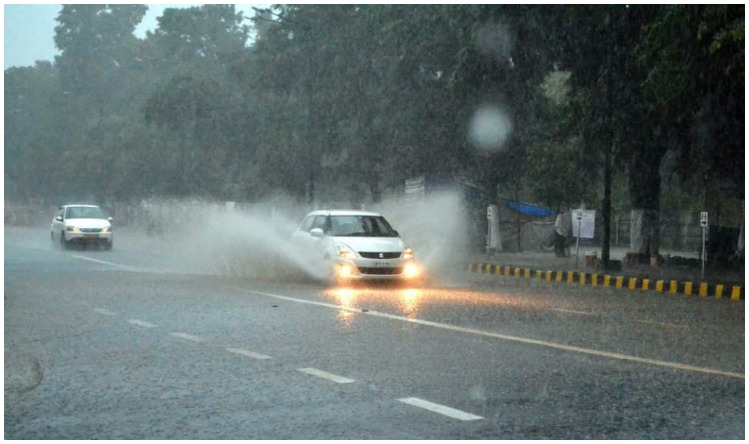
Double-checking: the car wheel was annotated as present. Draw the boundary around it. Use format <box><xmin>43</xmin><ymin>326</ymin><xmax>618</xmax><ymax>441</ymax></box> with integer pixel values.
<box><xmin>104</xmin><ymin>241</ymin><xmax>113</xmax><ymax>251</ymax></box>
<box><xmin>60</xmin><ymin>232</ymin><xmax>68</xmax><ymax>249</ymax></box>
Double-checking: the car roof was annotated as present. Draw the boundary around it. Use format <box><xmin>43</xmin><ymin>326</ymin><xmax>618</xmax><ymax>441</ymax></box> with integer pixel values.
<box><xmin>61</xmin><ymin>204</ymin><xmax>101</xmax><ymax>208</ymax></box>
<box><xmin>305</xmin><ymin>209</ymin><xmax>383</xmax><ymax>217</ymax></box>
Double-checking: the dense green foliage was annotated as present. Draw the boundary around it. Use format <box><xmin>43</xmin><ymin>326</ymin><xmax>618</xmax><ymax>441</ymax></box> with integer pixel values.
<box><xmin>5</xmin><ymin>5</ymin><xmax>744</xmax><ymax>228</ymax></box>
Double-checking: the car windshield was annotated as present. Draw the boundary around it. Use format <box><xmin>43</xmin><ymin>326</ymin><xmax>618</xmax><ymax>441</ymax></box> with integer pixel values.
<box><xmin>329</xmin><ymin>215</ymin><xmax>398</xmax><ymax>237</ymax></box>
<box><xmin>66</xmin><ymin>206</ymin><xmax>106</xmax><ymax>219</ymax></box>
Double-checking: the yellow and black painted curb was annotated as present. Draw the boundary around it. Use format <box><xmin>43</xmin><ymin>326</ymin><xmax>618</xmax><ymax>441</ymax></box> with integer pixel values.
<box><xmin>466</xmin><ymin>263</ymin><xmax>744</xmax><ymax>301</ymax></box>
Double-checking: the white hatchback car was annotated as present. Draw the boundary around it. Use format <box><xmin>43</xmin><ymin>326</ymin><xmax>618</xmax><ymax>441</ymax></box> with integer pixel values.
<box><xmin>51</xmin><ymin>204</ymin><xmax>113</xmax><ymax>250</ymax></box>
<box><xmin>291</xmin><ymin>210</ymin><xmax>421</xmax><ymax>281</ymax></box>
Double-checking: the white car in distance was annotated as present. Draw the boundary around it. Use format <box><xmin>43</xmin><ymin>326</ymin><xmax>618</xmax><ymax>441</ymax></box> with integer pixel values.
<box><xmin>292</xmin><ymin>210</ymin><xmax>421</xmax><ymax>282</ymax></box>
<box><xmin>51</xmin><ymin>204</ymin><xmax>113</xmax><ymax>250</ymax></box>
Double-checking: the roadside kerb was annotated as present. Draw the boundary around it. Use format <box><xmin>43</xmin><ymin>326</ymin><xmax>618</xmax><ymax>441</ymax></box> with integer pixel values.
<box><xmin>466</xmin><ymin>263</ymin><xmax>744</xmax><ymax>301</ymax></box>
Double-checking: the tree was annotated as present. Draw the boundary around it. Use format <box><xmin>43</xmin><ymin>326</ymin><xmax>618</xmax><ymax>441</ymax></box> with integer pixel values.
<box><xmin>4</xmin><ymin>63</ymin><xmax>65</xmax><ymax>200</ymax></box>
<box><xmin>141</xmin><ymin>5</ymin><xmax>251</xmax><ymax>198</ymax></box>
<box><xmin>54</xmin><ymin>4</ymin><xmax>147</xmax><ymax>116</ymax></box>
<box><xmin>145</xmin><ymin>4</ymin><xmax>249</xmax><ymax>80</ymax></box>
<box><xmin>623</xmin><ymin>5</ymin><xmax>744</xmax><ymax>256</ymax></box>
<box><xmin>5</xmin><ymin>4</ymin><xmax>743</xmax><ymax>230</ymax></box>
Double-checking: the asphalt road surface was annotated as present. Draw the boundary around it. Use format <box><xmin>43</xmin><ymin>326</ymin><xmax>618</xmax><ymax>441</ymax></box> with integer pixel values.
<box><xmin>5</xmin><ymin>226</ymin><xmax>745</xmax><ymax>439</ymax></box>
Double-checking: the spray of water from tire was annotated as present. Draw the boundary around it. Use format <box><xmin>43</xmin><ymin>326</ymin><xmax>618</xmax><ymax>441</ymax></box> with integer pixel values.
<box><xmin>139</xmin><ymin>192</ymin><xmax>472</xmax><ymax>283</ymax></box>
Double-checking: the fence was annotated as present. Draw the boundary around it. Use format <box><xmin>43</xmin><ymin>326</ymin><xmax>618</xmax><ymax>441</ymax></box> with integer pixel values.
<box><xmin>494</xmin><ymin>213</ymin><xmax>736</xmax><ymax>255</ymax></box>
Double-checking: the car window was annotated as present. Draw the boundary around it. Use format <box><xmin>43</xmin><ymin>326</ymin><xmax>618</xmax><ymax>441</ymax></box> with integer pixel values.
<box><xmin>299</xmin><ymin>216</ymin><xmax>315</xmax><ymax>232</ymax></box>
<box><xmin>309</xmin><ymin>215</ymin><xmax>330</xmax><ymax>233</ymax></box>
<box><xmin>66</xmin><ymin>206</ymin><xmax>105</xmax><ymax>219</ymax></box>
<box><xmin>330</xmin><ymin>216</ymin><xmax>397</xmax><ymax>237</ymax></box>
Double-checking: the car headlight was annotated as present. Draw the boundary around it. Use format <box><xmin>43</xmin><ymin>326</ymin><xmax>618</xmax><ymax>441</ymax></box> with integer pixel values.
<box><xmin>335</xmin><ymin>243</ymin><xmax>357</xmax><ymax>260</ymax></box>
<box><xmin>66</xmin><ymin>226</ymin><xmax>80</xmax><ymax>232</ymax></box>
<box><xmin>403</xmin><ymin>263</ymin><xmax>421</xmax><ymax>279</ymax></box>
<box><xmin>403</xmin><ymin>246</ymin><xmax>414</xmax><ymax>260</ymax></box>
<box><xmin>101</xmin><ymin>226</ymin><xmax>111</xmax><ymax>233</ymax></box>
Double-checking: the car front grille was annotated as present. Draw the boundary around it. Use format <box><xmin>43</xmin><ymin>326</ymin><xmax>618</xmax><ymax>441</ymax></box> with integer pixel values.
<box><xmin>81</xmin><ymin>228</ymin><xmax>102</xmax><ymax>233</ymax></box>
<box><xmin>358</xmin><ymin>267</ymin><xmax>404</xmax><ymax>275</ymax></box>
<box><xmin>359</xmin><ymin>252</ymin><xmax>401</xmax><ymax>259</ymax></box>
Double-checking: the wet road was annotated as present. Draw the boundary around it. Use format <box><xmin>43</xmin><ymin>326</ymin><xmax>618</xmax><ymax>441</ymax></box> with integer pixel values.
<box><xmin>5</xmin><ymin>226</ymin><xmax>745</xmax><ymax>439</ymax></box>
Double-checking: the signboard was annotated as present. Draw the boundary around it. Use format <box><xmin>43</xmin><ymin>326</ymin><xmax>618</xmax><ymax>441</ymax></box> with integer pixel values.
<box><xmin>700</xmin><ymin>211</ymin><xmax>708</xmax><ymax>227</ymax></box>
<box><xmin>572</xmin><ymin>209</ymin><xmax>596</xmax><ymax>239</ymax></box>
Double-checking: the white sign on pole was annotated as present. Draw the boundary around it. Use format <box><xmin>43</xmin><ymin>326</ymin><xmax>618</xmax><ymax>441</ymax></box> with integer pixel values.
<box><xmin>572</xmin><ymin>210</ymin><xmax>596</xmax><ymax>239</ymax></box>
<box><xmin>700</xmin><ymin>211</ymin><xmax>708</xmax><ymax>227</ymax></box>
<box><xmin>486</xmin><ymin>205</ymin><xmax>501</xmax><ymax>252</ymax></box>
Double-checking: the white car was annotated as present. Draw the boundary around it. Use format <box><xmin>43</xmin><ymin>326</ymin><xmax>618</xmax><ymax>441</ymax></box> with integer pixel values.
<box><xmin>51</xmin><ymin>204</ymin><xmax>113</xmax><ymax>250</ymax></box>
<box><xmin>292</xmin><ymin>210</ymin><xmax>421</xmax><ymax>282</ymax></box>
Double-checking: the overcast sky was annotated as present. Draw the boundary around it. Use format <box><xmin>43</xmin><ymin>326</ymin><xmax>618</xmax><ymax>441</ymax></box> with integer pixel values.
<box><xmin>3</xmin><ymin>4</ymin><xmax>265</xmax><ymax>69</ymax></box>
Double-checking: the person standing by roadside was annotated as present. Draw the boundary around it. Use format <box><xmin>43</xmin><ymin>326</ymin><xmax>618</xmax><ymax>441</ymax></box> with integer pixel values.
<box><xmin>554</xmin><ymin>211</ymin><xmax>571</xmax><ymax>257</ymax></box>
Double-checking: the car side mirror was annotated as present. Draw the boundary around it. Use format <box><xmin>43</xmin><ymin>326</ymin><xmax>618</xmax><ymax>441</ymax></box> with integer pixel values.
<box><xmin>55</xmin><ymin>216</ymin><xmax>63</xmax><ymax>222</ymax></box>
<box><xmin>310</xmin><ymin>228</ymin><xmax>324</xmax><ymax>238</ymax></box>
<box><xmin>108</xmin><ymin>217</ymin><xmax>113</xmax><ymax>222</ymax></box>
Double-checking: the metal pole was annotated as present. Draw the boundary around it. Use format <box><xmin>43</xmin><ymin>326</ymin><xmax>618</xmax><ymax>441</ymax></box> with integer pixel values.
<box><xmin>575</xmin><ymin>211</ymin><xmax>582</xmax><ymax>268</ymax></box>
<box><xmin>700</xmin><ymin>211</ymin><xmax>708</xmax><ymax>280</ymax></box>
<box><xmin>701</xmin><ymin>226</ymin><xmax>706</xmax><ymax>280</ymax></box>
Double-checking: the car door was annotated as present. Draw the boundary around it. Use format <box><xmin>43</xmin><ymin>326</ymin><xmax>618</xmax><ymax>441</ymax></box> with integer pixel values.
<box><xmin>51</xmin><ymin>207</ymin><xmax>64</xmax><ymax>235</ymax></box>
<box><xmin>294</xmin><ymin>214</ymin><xmax>331</xmax><ymax>258</ymax></box>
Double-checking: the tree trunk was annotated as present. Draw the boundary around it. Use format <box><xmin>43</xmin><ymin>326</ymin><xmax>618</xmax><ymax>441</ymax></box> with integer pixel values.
<box><xmin>628</xmin><ymin>145</ymin><xmax>664</xmax><ymax>259</ymax></box>
<box><xmin>629</xmin><ymin>208</ymin><xmax>659</xmax><ymax>256</ymax></box>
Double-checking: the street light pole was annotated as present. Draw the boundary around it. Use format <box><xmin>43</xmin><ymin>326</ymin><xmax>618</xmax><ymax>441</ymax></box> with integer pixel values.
<box><xmin>602</xmin><ymin>8</ymin><xmax>616</xmax><ymax>271</ymax></box>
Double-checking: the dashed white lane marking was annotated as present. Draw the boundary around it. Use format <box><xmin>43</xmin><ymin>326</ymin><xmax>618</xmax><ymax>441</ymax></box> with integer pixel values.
<box><xmin>225</xmin><ymin>347</ymin><xmax>272</xmax><ymax>360</ymax></box>
<box><xmin>242</xmin><ymin>289</ymin><xmax>744</xmax><ymax>380</ymax></box>
<box><xmin>169</xmin><ymin>332</ymin><xmax>205</xmax><ymax>342</ymax></box>
<box><xmin>94</xmin><ymin>308</ymin><xmax>116</xmax><ymax>316</ymax></box>
<box><xmin>72</xmin><ymin>254</ymin><xmax>138</xmax><ymax>271</ymax></box>
<box><xmin>298</xmin><ymin>368</ymin><xmax>355</xmax><ymax>384</ymax></box>
<box><xmin>128</xmin><ymin>319</ymin><xmax>158</xmax><ymax>329</ymax></box>
<box><xmin>551</xmin><ymin>308</ymin><xmax>595</xmax><ymax>315</ymax></box>
<box><xmin>635</xmin><ymin>319</ymin><xmax>685</xmax><ymax>329</ymax></box>
<box><xmin>398</xmin><ymin>397</ymin><xmax>483</xmax><ymax>421</ymax></box>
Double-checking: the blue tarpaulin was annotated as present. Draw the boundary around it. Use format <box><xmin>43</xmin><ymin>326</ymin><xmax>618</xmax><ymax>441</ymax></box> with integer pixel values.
<box><xmin>506</xmin><ymin>200</ymin><xmax>554</xmax><ymax>218</ymax></box>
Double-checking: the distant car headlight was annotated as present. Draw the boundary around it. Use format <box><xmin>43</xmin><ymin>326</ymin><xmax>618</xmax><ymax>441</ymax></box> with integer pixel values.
<box><xmin>101</xmin><ymin>226</ymin><xmax>111</xmax><ymax>233</ymax></box>
<box><xmin>335</xmin><ymin>243</ymin><xmax>357</xmax><ymax>260</ymax></box>
<box><xmin>403</xmin><ymin>246</ymin><xmax>414</xmax><ymax>260</ymax></box>
<box><xmin>66</xmin><ymin>226</ymin><xmax>80</xmax><ymax>232</ymax></box>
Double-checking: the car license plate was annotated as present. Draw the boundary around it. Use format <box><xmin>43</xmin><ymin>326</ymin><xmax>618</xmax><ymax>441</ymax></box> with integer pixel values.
<box><xmin>84</xmin><ymin>234</ymin><xmax>99</xmax><ymax>239</ymax></box>
<box><xmin>373</xmin><ymin>261</ymin><xmax>389</xmax><ymax>267</ymax></box>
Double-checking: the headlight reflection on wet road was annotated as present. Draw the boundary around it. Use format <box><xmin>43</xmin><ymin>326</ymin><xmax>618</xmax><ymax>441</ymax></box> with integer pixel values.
<box><xmin>322</xmin><ymin>285</ymin><xmax>552</xmax><ymax>328</ymax></box>
<box><xmin>325</xmin><ymin>287</ymin><xmax>426</xmax><ymax>326</ymax></box>
<box><xmin>332</xmin><ymin>288</ymin><xmax>358</xmax><ymax>327</ymax></box>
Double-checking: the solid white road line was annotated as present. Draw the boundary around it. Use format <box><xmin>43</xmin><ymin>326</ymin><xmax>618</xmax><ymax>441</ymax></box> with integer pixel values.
<box><xmin>128</xmin><ymin>319</ymin><xmax>158</xmax><ymax>329</ymax></box>
<box><xmin>169</xmin><ymin>332</ymin><xmax>205</xmax><ymax>342</ymax></box>
<box><xmin>398</xmin><ymin>397</ymin><xmax>483</xmax><ymax>421</ymax></box>
<box><xmin>225</xmin><ymin>347</ymin><xmax>272</xmax><ymax>360</ymax></box>
<box><xmin>72</xmin><ymin>254</ymin><xmax>138</xmax><ymax>271</ymax></box>
<box><xmin>93</xmin><ymin>307</ymin><xmax>116</xmax><ymax>316</ymax></box>
<box><xmin>297</xmin><ymin>368</ymin><xmax>355</xmax><ymax>384</ymax></box>
<box><xmin>241</xmin><ymin>289</ymin><xmax>744</xmax><ymax>380</ymax></box>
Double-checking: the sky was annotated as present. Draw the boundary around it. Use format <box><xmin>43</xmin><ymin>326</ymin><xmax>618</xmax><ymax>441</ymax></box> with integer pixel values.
<box><xmin>3</xmin><ymin>3</ymin><xmax>266</xmax><ymax>69</ymax></box>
